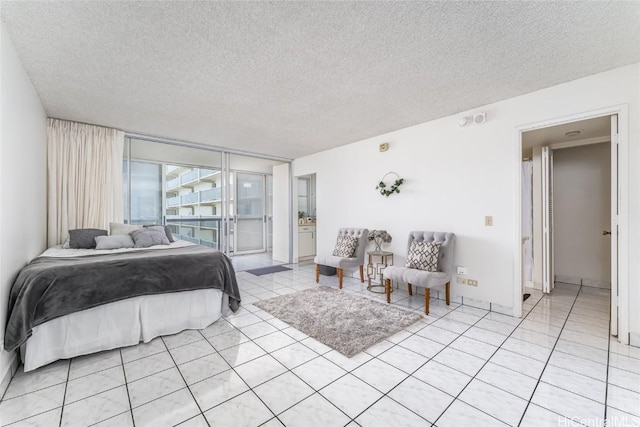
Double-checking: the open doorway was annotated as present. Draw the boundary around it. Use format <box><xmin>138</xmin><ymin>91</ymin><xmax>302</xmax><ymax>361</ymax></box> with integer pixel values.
<box><xmin>520</xmin><ymin>115</ymin><xmax>619</xmax><ymax>336</ymax></box>
<box><xmin>296</xmin><ymin>174</ymin><xmax>316</xmax><ymax>261</ymax></box>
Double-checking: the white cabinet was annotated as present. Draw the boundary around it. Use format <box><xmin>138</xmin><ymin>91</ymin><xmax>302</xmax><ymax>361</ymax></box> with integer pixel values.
<box><xmin>298</xmin><ymin>225</ymin><xmax>316</xmax><ymax>258</ymax></box>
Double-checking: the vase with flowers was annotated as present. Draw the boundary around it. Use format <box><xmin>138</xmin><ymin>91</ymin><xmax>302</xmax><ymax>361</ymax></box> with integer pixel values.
<box><xmin>368</xmin><ymin>230</ymin><xmax>392</xmax><ymax>252</ymax></box>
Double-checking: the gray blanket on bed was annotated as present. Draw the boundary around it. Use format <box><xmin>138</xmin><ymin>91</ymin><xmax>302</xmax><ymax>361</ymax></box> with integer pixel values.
<box><xmin>4</xmin><ymin>245</ymin><xmax>241</xmax><ymax>351</ymax></box>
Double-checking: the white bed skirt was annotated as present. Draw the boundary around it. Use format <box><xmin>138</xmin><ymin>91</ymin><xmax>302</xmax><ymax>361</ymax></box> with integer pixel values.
<box><xmin>21</xmin><ymin>289</ymin><xmax>225</xmax><ymax>372</ymax></box>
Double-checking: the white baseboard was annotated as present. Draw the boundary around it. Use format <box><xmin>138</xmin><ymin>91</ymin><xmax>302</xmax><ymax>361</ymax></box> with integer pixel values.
<box><xmin>555</xmin><ymin>275</ymin><xmax>581</xmax><ymax>285</ymax></box>
<box><xmin>554</xmin><ymin>275</ymin><xmax>611</xmax><ymax>289</ymax></box>
<box><xmin>461</xmin><ymin>296</ymin><xmax>491</xmax><ymax>311</ymax></box>
<box><xmin>629</xmin><ymin>332</ymin><xmax>640</xmax><ymax>348</ymax></box>
<box><xmin>0</xmin><ymin>351</ymin><xmax>19</xmax><ymax>398</ymax></box>
<box><xmin>582</xmin><ymin>278</ymin><xmax>611</xmax><ymax>289</ymax></box>
<box><xmin>375</xmin><ymin>278</ymin><xmax>518</xmax><ymax>319</ymax></box>
<box><xmin>490</xmin><ymin>302</ymin><xmax>513</xmax><ymax>316</ymax></box>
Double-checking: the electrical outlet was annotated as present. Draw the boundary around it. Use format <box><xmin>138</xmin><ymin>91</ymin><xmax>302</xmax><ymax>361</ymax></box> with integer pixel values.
<box><xmin>456</xmin><ymin>266</ymin><xmax>467</xmax><ymax>275</ymax></box>
<box><xmin>485</xmin><ymin>216</ymin><xmax>493</xmax><ymax>226</ymax></box>
<box><xmin>468</xmin><ymin>279</ymin><xmax>479</xmax><ymax>287</ymax></box>
<box><xmin>456</xmin><ymin>276</ymin><xmax>467</xmax><ymax>285</ymax></box>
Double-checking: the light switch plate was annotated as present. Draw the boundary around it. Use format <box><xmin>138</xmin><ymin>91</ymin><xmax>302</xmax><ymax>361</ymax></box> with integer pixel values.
<box><xmin>485</xmin><ymin>216</ymin><xmax>493</xmax><ymax>226</ymax></box>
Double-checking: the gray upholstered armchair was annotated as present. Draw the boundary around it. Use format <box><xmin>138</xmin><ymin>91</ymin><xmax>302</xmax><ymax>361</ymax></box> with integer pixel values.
<box><xmin>314</xmin><ymin>228</ymin><xmax>369</xmax><ymax>289</ymax></box>
<box><xmin>383</xmin><ymin>231</ymin><xmax>456</xmax><ymax>314</ymax></box>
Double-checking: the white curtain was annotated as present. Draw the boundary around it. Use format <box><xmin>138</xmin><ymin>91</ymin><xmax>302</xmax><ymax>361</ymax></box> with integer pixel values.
<box><xmin>521</xmin><ymin>160</ymin><xmax>533</xmax><ymax>283</ymax></box>
<box><xmin>47</xmin><ymin>119</ymin><xmax>124</xmax><ymax>246</ymax></box>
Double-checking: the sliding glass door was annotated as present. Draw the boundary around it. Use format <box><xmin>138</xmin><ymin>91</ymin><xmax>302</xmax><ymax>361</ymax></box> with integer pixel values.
<box><xmin>123</xmin><ymin>138</ymin><xmax>283</xmax><ymax>258</ymax></box>
<box><xmin>234</xmin><ymin>172</ymin><xmax>266</xmax><ymax>254</ymax></box>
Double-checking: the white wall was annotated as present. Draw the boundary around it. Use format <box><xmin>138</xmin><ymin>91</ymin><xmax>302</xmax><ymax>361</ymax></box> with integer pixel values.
<box><xmin>0</xmin><ymin>26</ymin><xmax>47</xmax><ymax>388</ymax></box>
<box><xmin>554</xmin><ymin>143</ymin><xmax>611</xmax><ymax>287</ymax></box>
<box><xmin>272</xmin><ymin>163</ymin><xmax>291</xmax><ymax>263</ymax></box>
<box><xmin>293</xmin><ymin>63</ymin><xmax>639</xmax><ymax>331</ymax></box>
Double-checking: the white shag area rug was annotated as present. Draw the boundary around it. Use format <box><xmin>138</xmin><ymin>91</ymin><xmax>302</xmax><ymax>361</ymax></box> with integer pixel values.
<box><xmin>254</xmin><ymin>286</ymin><xmax>422</xmax><ymax>357</ymax></box>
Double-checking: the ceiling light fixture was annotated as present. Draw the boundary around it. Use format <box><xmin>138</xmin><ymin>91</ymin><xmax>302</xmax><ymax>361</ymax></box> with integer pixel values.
<box><xmin>459</xmin><ymin>116</ymin><xmax>471</xmax><ymax>127</ymax></box>
<box><xmin>473</xmin><ymin>112</ymin><xmax>486</xmax><ymax>125</ymax></box>
<box><xmin>459</xmin><ymin>112</ymin><xmax>487</xmax><ymax>127</ymax></box>
<box><xmin>564</xmin><ymin>130</ymin><xmax>581</xmax><ymax>137</ymax></box>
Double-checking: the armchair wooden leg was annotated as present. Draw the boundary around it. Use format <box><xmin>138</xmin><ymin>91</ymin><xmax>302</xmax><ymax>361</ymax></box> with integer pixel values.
<box><xmin>407</xmin><ymin>283</ymin><xmax>413</xmax><ymax>296</ymax></box>
<box><xmin>385</xmin><ymin>279</ymin><xmax>391</xmax><ymax>303</ymax></box>
<box><xmin>315</xmin><ymin>264</ymin><xmax>320</xmax><ymax>283</ymax></box>
<box><xmin>359</xmin><ymin>265</ymin><xmax>365</xmax><ymax>283</ymax></box>
<box><xmin>445</xmin><ymin>282</ymin><xmax>451</xmax><ymax>306</ymax></box>
<box><xmin>337</xmin><ymin>268</ymin><xmax>344</xmax><ymax>289</ymax></box>
<box><xmin>424</xmin><ymin>288</ymin><xmax>430</xmax><ymax>315</ymax></box>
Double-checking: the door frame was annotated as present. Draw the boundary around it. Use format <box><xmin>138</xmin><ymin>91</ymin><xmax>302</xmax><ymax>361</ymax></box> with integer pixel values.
<box><xmin>540</xmin><ymin>146</ymin><xmax>554</xmax><ymax>294</ymax></box>
<box><xmin>513</xmin><ymin>105</ymin><xmax>629</xmax><ymax>344</ymax></box>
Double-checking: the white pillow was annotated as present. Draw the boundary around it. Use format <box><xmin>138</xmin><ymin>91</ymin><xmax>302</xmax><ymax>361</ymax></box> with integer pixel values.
<box><xmin>95</xmin><ymin>234</ymin><xmax>135</xmax><ymax>250</ymax></box>
<box><xmin>109</xmin><ymin>222</ymin><xmax>142</xmax><ymax>236</ymax></box>
<box><xmin>332</xmin><ymin>235</ymin><xmax>358</xmax><ymax>257</ymax></box>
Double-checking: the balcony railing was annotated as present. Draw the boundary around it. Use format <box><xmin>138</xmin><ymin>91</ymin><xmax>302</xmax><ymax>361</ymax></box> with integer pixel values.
<box><xmin>200</xmin><ymin>187</ymin><xmax>221</xmax><ymax>203</ymax></box>
<box><xmin>174</xmin><ymin>234</ymin><xmax>218</xmax><ymax>248</ymax></box>
<box><xmin>200</xmin><ymin>220</ymin><xmax>218</xmax><ymax>228</ymax></box>
<box><xmin>166</xmin><ymin>177</ymin><xmax>180</xmax><ymax>190</ymax></box>
<box><xmin>167</xmin><ymin>196</ymin><xmax>180</xmax><ymax>207</ymax></box>
<box><xmin>166</xmin><ymin>216</ymin><xmax>222</xmax><ymax>250</ymax></box>
<box><xmin>166</xmin><ymin>168</ymin><xmax>221</xmax><ymax>190</ymax></box>
<box><xmin>180</xmin><ymin>170</ymin><xmax>200</xmax><ymax>185</ymax></box>
<box><xmin>199</xmin><ymin>169</ymin><xmax>218</xmax><ymax>179</ymax></box>
<box><xmin>166</xmin><ymin>187</ymin><xmax>222</xmax><ymax>207</ymax></box>
<box><xmin>180</xmin><ymin>192</ymin><xmax>199</xmax><ymax>205</ymax></box>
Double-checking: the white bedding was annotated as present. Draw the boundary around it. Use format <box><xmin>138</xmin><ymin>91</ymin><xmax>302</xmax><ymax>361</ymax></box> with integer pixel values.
<box><xmin>20</xmin><ymin>240</ymin><xmax>226</xmax><ymax>372</ymax></box>
<box><xmin>41</xmin><ymin>238</ymin><xmax>194</xmax><ymax>257</ymax></box>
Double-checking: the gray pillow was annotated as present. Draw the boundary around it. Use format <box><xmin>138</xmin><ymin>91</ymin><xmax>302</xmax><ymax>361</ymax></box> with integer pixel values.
<box><xmin>143</xmin><ymin>224</ymin><xmax>174</xmax><ymax>242</ymax></box>
<box><xmin>95</xmin><ymin>234</ymin><xmax>135</xmax><ymax>250</ymax></box>
<box><xmin>68</xmin><ymin>228</ymin><xmax>108</xmax><ymax>249</ymax></box>
<box><xmin>130</xmin><ymin>228</ymin><xmax>170</xmax><ymax>248</ymax></box>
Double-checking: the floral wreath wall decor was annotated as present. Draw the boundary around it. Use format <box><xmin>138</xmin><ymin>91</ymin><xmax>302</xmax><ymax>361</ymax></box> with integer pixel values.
<box><xmin>376</xmin><ymin>172</ymin><xmax>404</xmax><ymax>197</ymax></box>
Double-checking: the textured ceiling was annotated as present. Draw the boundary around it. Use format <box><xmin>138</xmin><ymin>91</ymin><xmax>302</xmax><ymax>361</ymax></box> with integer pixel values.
<box><xmin>1</xmin><ymin>1</ymin><xmax>639</xmax><ymax>159</ymax></box>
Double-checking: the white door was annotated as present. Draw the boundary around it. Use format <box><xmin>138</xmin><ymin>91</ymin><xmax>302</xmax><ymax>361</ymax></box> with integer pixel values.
<box><xmin>542</xmin><ymin>146</ymin><xmax>554</xmax><ymax>293</ymax></box>
<box><xmin>610</xmin><ymin>115</ymin><xmax>619</xmax><ymax>336</ymax></box>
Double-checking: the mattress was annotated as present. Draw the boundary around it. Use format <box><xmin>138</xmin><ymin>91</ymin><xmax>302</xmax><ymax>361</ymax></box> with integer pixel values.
<box><xmin>5</xmin><ymin>240</ymin><xmax>240</xmax><ymax>353</ymax></box>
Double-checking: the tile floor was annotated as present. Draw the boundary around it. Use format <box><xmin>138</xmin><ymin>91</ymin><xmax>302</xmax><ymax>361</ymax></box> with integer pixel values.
<box><xmin>230</xmin><ymin>252</ymin><xmax>280</xmax><ymax>273</ymax></box>
<box><xmin>1</xmin><ymin>264</ymin><xmax>639</xmax><ymax>427</ymax></box>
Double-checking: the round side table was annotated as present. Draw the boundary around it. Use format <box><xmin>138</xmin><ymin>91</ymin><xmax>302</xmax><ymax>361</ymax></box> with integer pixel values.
<box><xmin>366</xmin><ymin>251</ymin><xmax>394</xmax><ymax>293</ymax></box>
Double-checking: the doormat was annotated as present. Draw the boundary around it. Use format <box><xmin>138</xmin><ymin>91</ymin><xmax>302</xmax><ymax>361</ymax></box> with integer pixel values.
<box><xmin>246</xmin><ymin>265</ymin><xmax>292</xmax><ymax>276</ymax></box>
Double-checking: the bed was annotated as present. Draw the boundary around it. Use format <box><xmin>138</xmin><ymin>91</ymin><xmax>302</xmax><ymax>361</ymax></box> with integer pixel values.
<box><xmin>4</xmin><ymin>240</ymin><xmax>241</xmax><ymax>372</ymax></box>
